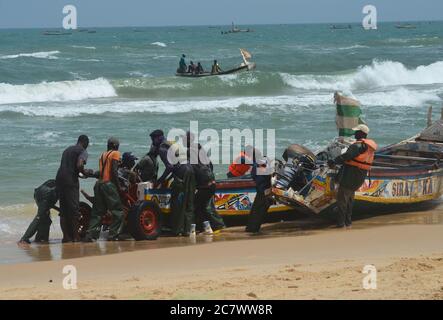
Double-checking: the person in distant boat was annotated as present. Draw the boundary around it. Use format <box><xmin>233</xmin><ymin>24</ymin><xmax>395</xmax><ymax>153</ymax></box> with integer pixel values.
<box><xmin>187</xmin><ymin>61</ymin><xmax>196</xmax><ymax>74</ymax></box>
<box><xmin>19</xmin><ymin>179</ymin><xmax>59</xmax><ymax>245</ymax></box>
<box><xmin>245</xmin><ymin>157</ymin><xmax>273</xmax><ymax>234</ymax></box>
<box><xmin>227</xmin><ymin>145</ymin><xmax>261</xmax><ymax>178</ymax></box>
<box><xmin>328</xmin><ymin>124</ymin><xmax>378</xmax><ymax>229</ymax></box>
<box><xmin>83</xmin><ymin>137</ymin><xmax>125</xmax><ymax>242</ymax></box>
<box><xmin>178</xmin><ymin>54</ymin><xmax>187</xmax><ymax>73</ymax></box>
<box><xmin>196</xmin><ymin>62</ymin><xmax>204</xmax><ymax>74</ymax></box>
<box><xmin>211</xmin><ymin>60</ymin><xmax>222</xmax><ymax>74</ymax></box>
<box><xmin>56</xmin><ymin>135</ymin><xmax>94</xmax><ymax>242</ymax></box>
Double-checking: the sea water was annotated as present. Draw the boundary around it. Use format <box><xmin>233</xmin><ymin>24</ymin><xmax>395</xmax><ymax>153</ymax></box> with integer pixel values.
<box><xmin>1</xmin><ymin>22</ymin><xmax>443</xmax><ymax>242</ymax></box>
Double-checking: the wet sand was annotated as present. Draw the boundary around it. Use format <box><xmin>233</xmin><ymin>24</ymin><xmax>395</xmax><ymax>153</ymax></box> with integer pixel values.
<box><xmin>3</xmin><ymin>203</ymin><xmax>443</xmax><ymax>265</ymax></box>
<box><xmin>1</xmin><ymin>205</ymin><xmax>443</xmax><ymax>299</ymax></box>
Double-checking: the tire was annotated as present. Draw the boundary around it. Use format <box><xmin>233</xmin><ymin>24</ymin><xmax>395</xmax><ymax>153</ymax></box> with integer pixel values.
<box><xmin>127</xmin><ymin>201</ymin><xmax>162</xmax><ymax>240</ymax></box>
<box><xmin>78</xmin><ymin>201</ymin><xmax>92</xmax><ymax>239</ymax></box>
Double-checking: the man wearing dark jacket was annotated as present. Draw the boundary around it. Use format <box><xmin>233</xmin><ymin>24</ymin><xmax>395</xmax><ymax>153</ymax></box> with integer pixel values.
<box><xmin>148</xmin><ymin>130</ymin><xmax>196</xmax><ymax>236</ymax></box>
<box><xmin>185</xmin><ymin>132</ymin><xmax>225</xmax><ymax>232</ymax></box>
<box><xmin>245</xmin><ymin>158</ymin><xmax>273</xmax><ymax>233</ymax></box>
<box><xmin>19</xmin><ymin>179</ymin><xmax>59</xmax><ymax>244</ymax></box>
<box><xmin>328</xmin><ymin>124</ymin><xmax>378</xmax><ymax>228</ymax></box>
<box><xmin>56</xmin><ymin>135</ymin><xmax>93</xmax><ymax>242</ymax></box>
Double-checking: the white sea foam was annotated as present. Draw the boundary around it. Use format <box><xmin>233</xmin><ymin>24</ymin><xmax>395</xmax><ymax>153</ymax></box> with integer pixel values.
<box><xmin>1</xmin><ymin>87</ymin><xmax>439</xmax><ymax>118</ymax></box>
<box><xmin>281</xmin><ymin>60</ymin><xmax>443</xmax><ymax>91</ymax></box>
<box><xmin>337</xmin><ymin>45</ymin><xmax>369</xmax><ymax>50</ymax></box>
<box><xmin>151</xmin><ymin>42</ymin><xmax>167</xmax><ymax>47</ymax></box>
<box><xmin>0</xmin><ymin>78</ymin><xmax>117</xmax><ymax>104</ymax></box>
<box><xmin>71</xmin><ymin>45</ymin><xmax>96</xmax><ymax>50</ymax></box>
<box><xmin>128</xmin><ymin>71</ymin><xmax>153</xmax><ymax>77</ymax></box>
<box><xmin>0</xmin><ymin>50</ymin><xmax>60</xmax><ymax>60</ymax></box>
<box><xmin>0</xmin><ymin>203</ymin><xmax>62</xmax><ymax>243</ymax></box>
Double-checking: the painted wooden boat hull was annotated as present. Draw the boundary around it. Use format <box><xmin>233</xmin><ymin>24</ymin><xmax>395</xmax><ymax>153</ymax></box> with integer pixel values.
<box><xmin>175</xmin><ymin>64</ymin><xmax>255</xmax><ymax>78</ymax></box>
<box><xmin>139</xmin><ymin>178</ymin><xmax>291</xmax><ymax>217</ymax></box>
<box><xmin>272</xmin><ymin>137</ymin><xmax>443</xmax><ymax>215</ymax></box>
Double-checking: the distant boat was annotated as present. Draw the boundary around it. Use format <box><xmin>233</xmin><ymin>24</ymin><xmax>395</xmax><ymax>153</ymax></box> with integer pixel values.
<box><xmin>176</xmin><ymin>49</ymin><xmax>256</xmax><ymax>78</ymax></box>
<box><xmin>43</xmin><ymin>30</ymin><xmax>72</xmax><ymax>36</ymax></box>
<box><xmin>396</xmin><ymin>24</ymin><xmax>417</xmax><ymax>29</ymax></box>
<box><xmin>330</xmin><ymin>24</ymin><xmax>352</xmax><ymax>30</ymax></box>
<box><xmin>221</xmin><ymin>22</ymin><xmax>254</xmax><ymax>34</ymax></box>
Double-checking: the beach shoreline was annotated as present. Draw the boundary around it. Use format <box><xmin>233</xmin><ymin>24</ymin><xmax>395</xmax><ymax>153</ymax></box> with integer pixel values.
<box><xmin>1</xmin><ymin>223</ymin><xmax>442</xmax><ymax>300</ymax></box>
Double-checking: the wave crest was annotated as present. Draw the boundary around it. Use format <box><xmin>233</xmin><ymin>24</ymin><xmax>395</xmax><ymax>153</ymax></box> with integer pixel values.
<box><xmin>0</xmin><ymin>78</ymin><xmax>117</xmax><ymax>104</ymax></box>
<box><xmin>0</xmin><ymin>50</ymin><xmax>60</xmax><ymax>60</ymax></box>
<box><xmin>281</xmin><ymin>60</ymin><xmax>443</xmax><ymax>91</ymax></box>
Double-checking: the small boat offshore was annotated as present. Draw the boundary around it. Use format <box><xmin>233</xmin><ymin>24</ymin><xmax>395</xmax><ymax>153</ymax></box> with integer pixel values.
<box><xmin>272</xmin><ymin>94</ymin><xmax>443</xmax><ymax>215</ymax></box>
<box><xmin>175</xmin><ymin>49</ymin><xmax>256</xmax><ymax>78</ymax></box>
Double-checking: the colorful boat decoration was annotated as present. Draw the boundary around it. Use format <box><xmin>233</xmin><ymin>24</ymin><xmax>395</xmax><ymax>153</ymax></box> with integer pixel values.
<box><xmin>140</xmin><ymin>178</ymin><xmax>291</xmax><ymax>217</ymax></box>
<box><xmin>272</xmin><ymin>106</ymin><xmax>443</xmax><ymax>214</ymax></box>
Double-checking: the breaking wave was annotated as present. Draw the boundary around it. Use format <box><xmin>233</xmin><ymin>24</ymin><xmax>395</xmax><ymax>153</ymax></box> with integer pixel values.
<box><xmin>1</xmin><ymin>88</ymin><xmax>440</xmax><ymax>118</ymax></box>
<box><xmin>0</xmin><ymin>78</ymin><xmax>117</xmax><ymax>104</ymax></box>
<box><xmin>151</xmin><ymin>42</ymin><xmax>167</xmax><ymax>47</ymax></box>
<box><xmin>0</xmin><ymin>60</ymin><xmax>441</xmax><ymax>110</ymax></box>
<box><xmin>281</xmin><ymin>60</ymin><xmax>443</xmax><ymax>91</ymax></box>
<box><xmin>0</xmin><ymin>203</ymin><xmax>62</xmax><ymax>244</ymax></box>
<box><xmin>0</xmin><ymin>50</ymin><xmax>60</xmax><ymax>60</ymax></box>
<box><xmin>71</xmin><ymin>45</ymin><xmax>96</xmax><ymax>50</ymax></box>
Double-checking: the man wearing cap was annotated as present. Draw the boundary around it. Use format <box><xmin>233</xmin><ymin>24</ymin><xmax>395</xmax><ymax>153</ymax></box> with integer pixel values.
<box><xmin>119</xmin><ymin>152</ymin><xmax>139</xmax><ymax>187</ymax></box>
<box><xmin>84</xmin><ymin>137</ymin><xmax>125</xmax><ymax>241</ymax></box>
<box><xmin>328</xmin><ymin>124</ymin><xmax>378</xmax><ymax>228</ymax></box>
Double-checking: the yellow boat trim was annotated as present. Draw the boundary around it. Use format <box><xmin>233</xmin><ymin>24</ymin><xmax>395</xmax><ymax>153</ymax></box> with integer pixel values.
<box><xmin>355</xmin><ymin>193</ymin><xmax>440</xmax><ymax>204</ymax></box>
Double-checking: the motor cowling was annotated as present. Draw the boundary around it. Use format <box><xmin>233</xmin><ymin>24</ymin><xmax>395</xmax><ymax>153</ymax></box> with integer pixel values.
<box><xmin>274</xmin><ymin>144</ymin><xmax>317</xmax><ymax>192</ymax></box>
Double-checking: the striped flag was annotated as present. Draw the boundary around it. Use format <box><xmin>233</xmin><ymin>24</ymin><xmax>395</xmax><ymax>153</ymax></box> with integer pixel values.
<box><xmin>334</xmin><ymin>92</ymin><xmax>365</xmax><ymax>137</ymax></box>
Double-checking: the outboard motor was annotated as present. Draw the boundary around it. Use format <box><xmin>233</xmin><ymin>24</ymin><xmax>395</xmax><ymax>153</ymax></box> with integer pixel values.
<box><xmin>274</xmin><ymin>144</ymin><xmax>317</xmax><ymax>194</ymax></box>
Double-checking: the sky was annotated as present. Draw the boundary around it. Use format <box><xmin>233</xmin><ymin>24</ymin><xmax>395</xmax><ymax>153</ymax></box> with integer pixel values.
<box><xmin>0</xmin><ymin>0</ymin><xmax>442</xmax><ymax>28</ymax></box>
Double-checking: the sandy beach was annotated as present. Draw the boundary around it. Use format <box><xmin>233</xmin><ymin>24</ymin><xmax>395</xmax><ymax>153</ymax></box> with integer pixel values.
<box><xmin>1</xmin><ymin>216</ymin><xmax>442</xmax><ymax>300</ymax></box>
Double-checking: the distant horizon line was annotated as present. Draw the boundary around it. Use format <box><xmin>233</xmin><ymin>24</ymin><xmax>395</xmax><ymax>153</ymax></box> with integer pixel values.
<box><xmin>0</xmin><ymin>19</ymin><xmax>441</xmax><ymax>30</ymax></box>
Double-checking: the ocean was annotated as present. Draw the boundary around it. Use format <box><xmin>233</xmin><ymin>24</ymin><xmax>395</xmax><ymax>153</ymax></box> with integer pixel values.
<box><xmin>1</xmin><ymin>22</ymin><xmax>443</xmax><ymax>243</ymax></box>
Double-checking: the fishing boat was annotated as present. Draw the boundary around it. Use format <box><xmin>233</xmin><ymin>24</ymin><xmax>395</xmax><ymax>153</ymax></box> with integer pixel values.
<box><xmin>396</xmin><ymin>24</ymin><xmax>417</xmax><ymax>29</ymax></box>
<box><xmin>175</xmin><ymin>49</ymin><xmax>256</xmax><ymax>78</ymax></box>
<box><xmin>330</xmin><ymin>24</ymin><xmax>352</xmax><ymax>30</ymax></box>
<box><xmin>43</xmin><ymin>30</ymin><xmax>72</xmax><ymax>36</ymax></box>
<box><xmin>140</xmin><ymin>178</ymin><xmax>291</xmax><ymax>219</ymax></box>
<box><xmin>221</xmin><ymin>22</ymin><xmax>254</xmax><ymax>34</ymax></box>
<box><xmin>272</xmin><ymin>97</ymin><xmax>443</xmax><ymax>215</ymax></box>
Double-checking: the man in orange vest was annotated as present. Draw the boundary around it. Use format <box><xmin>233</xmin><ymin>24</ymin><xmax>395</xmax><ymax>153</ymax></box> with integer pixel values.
<box><xmin>328</xmin><ymin>124</ymin><xmax>377</xmax><ymax>228</ymax></box>
<box><xmin>83</xmin><ymin>137</ymin><xmax>125</xmax><ymax>241</ymax></box>
<box><xmin>227</xmin><ymin>145</ymin><xmax>260</xmax><ymax>178</ymax></box>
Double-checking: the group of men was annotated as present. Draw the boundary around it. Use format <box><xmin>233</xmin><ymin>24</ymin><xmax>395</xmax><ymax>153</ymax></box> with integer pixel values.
<box><xmin>178</xmin><ymin>54</ymin><xmax>222</xmax><ymax>75</ymax></box>
<box><xmin>19</xmin><ymin>130</ymin><xmax>228</xmax><ymax>244</ymax></box>
<box><xmin>19</xmin><ymin>124</ymin><xmax>376</xmax><ymax>244</ymax></box>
